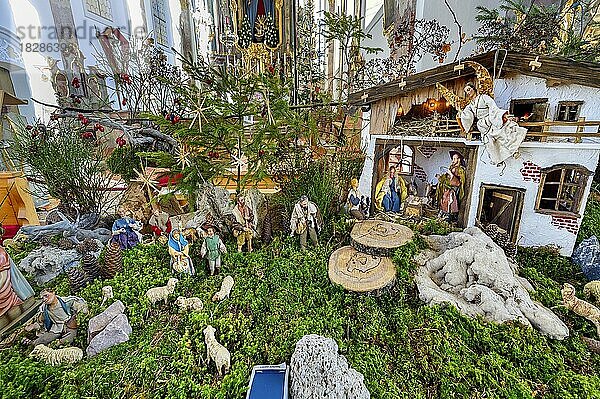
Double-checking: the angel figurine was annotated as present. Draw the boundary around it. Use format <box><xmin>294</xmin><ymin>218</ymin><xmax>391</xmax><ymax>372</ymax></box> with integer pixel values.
<box><xmin>436</xmin><ymin>61</ymin><xmax>528</xmax><ymax>166</ymax></box>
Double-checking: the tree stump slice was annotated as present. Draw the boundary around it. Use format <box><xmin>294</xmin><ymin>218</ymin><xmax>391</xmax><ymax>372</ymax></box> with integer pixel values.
<box><xmin>328</xmin><ymin>246</ymin><xmax>396</xmax><ymax>293</ymax></box>
<box><xmin>350</xmin><ymin>220</ymin><xmax>414</xmax><ymax>256</ymax></box>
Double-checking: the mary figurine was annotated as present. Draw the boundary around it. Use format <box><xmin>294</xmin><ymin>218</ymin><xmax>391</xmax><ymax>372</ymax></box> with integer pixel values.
<box><xmin>168</xmin><ymin>229</ymin><xmax>194</xmax><ymax>275</ymax></box>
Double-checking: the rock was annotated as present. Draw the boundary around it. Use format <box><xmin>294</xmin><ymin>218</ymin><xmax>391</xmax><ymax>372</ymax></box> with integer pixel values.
<box><xmin>87</xmin><ymin>300</ymin><xmax>126</xmax><ymax>341</ymax></box>
<box><xmin>19</xmin><ymin>247</ymin><xmax>81</xmax><ymax>285</ymax></box>
<box><xmin>572</xmin><ymin>236</ymin><xmax>600</xmax><ymax>281</ymax></box>
<box><xmin>290</xmin><ymin>334</ymin><xmax>370</xmax><ymax>399</ymax></box>
<box><xmin>86</xmin><ymin>313</ymin><xmax>131</xmax><ymax>357</ymax></box>
<box><xmin>415</xmin><ymin>227</ymin><xmax>569</xmax><ymax>340</ymax></box>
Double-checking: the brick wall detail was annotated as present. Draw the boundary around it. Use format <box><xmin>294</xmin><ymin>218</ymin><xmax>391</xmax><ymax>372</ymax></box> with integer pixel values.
<box><xmin>520</xmin><ymin>161</ymin><xmax>541</xmax><ymax>183</ymax></box>
<box><xmin>551</xmin><ymin>215</ymin><xmax>580</xmax><ymax>235</ymax></box>
<box><xmin>417</xmin><ymin>146</ymin><xmax>437</xmax><ymax>159</ymax></box>
<box><xmin>414</xmin><ymin>164</ymin><xmax>427</xmax><ymax>182</ymax></box>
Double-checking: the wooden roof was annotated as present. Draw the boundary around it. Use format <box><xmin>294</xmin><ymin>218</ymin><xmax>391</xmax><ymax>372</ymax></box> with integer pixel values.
<box><xmin>348</xmin><ymin>51</ymin><xmax>600</xmax><ymax>105</ymax></box>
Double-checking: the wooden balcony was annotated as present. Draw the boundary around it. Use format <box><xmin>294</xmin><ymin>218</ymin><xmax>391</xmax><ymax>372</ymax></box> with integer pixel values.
<box><xmin>518</xmin><ymin>118</ymin><xmax>600</xmax><ymax>143</ymax></box>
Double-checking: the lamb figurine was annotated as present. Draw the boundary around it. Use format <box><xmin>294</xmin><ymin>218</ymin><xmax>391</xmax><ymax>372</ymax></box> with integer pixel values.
<box><xmin>212</xmin><ymin>275</ymin><xmax>234</xmax><ymax>302</ymax></box>
<box><xmin>203</xmin><ymin>325</ymin><xmax>231</xmax><ymax>376</ymax></box>
<box><xmin>101</xmin><ymin>286</ymin><xmax>114</xmax><ymax>306</ymax></box>
<box><xmin>584</xmin><ymin>281</ymin><xmax>600</xmax><ymax>303</ymax></box>
<box><xmin>175</xmin><ymin>296</ymin><xmax>203</xmax><ymax>311</ymax></box>
<box><xmin>562</xmin><ymin>283</ymin><xmax>600</xmax><ymax>336</ymax></box>
<box><xmin>29</xmin><ymin>344</ymin><xmax>83</xmax><ymax>366</ymax></box>
<box><xmin>146</xmin><ymin>278</ymin><xmax>178</xmax><ymax>306</ymax></box>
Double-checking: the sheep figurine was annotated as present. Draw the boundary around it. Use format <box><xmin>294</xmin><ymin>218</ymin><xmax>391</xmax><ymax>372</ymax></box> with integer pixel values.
<box><xmin>29</xmin><ymin>344</ymin><xmax>83</xmax><ymax>366</ymax></box>
<box><xmin>584</xmin><ymin>281</ymin><xmax>600</xmax><ymax>303</ymax></box>
<box><xmin>146</xmin><ymin>278</ymin><xmax>179</xmax><ymax>306</ymax></box>
<box><xmin>212</xmin><ymin>275</ymin><xmax>234</xmax><ymax>302</ymax></box>
<box><xmin>175</xmin><ymin>296</ymin><xmax>203</xmax><ymax>311</ymax></box>
<box><xmin>203</xmin><ymin>325</ymin><xmax>230</xmax><ymax>376</ymax></box>
<box><xmin>562</xmin><ymin>283</ymin><xmax>600</xmax><ymax>336</ymax></box>
<box><xmin>101</xmin><ymin>285</ymin><xmax>114</xmax><ymax>306</ymax></box>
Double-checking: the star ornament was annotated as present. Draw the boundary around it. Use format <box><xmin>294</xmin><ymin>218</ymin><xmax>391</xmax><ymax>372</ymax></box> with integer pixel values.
<box><xmin>176</xmin><ymin>142</ymin><xmax>193</xmax><ymax>169</ymax></box>
<box><xmin>132</xmin><ymin>164</ymin><xmax>160</xmax><ymax>199</ymax></box>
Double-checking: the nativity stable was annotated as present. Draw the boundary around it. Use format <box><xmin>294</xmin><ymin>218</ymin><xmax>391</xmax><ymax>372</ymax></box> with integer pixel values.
<box><xmin>351</xmin><ymin>50</ymin><xmax>600</xmax><ymax>256</ymax></box>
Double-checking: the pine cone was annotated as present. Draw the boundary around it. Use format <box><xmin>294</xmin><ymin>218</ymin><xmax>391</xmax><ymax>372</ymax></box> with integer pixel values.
<box><xmin>40</xmin><ymin>235</ymin><xmax>52</xmax><ymax>247</ymax></box>
<box><xmin>67</xmin><ymin>267</ymin><xmax>89</xmax><ymax>292</ymax></box>
<box><xmin>83</xmin><ymin>237</ymin><xmax>99</xmax><ymax>252</ymax></box>
<box><xmin>76</xmin><ymin>243</ymin><xmax>88</xmax><ymax>254</ymax></box>
<box><xmin>100</xmin><ymin>242</ymin><xmax>123</xmax><ymax>279</ymax></box>
<box><xmin>58</xmin><ymin>238</ymin><xmax>75</xmax><ymax>250</ymax></box>
<box><xmin>82</xmin><ymin>253</ymin><xmax>100</xmax><ymax>281</ymax></box>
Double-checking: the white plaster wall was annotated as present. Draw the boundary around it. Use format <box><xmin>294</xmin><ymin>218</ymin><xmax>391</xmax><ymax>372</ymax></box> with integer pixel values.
<box><xmin>415</xmin><ymin>0</ymin><xmax>498</xmax><ymax>72</ymax></box>
<box><xmin>467</xmin><ymin>142</ymin><xmax>600</xmax><ymax>256</ymax></box>
<box><xmin>494</xmin><ymin>74</ymin><xmax>600</xmax><ymax>135</ymax></box>
<box><xmin>358</xmin><ymin>110</ymin><xmax>374</xmax><ymax>196</ymax></box>
<box><xmin>412</xmin><ymin>144</ymin><xmax>458</xmax><ymax>193</ymax></box>
<box><xmin>362</xmin><ymin>6</ymin><xmax>389</xmax><ymax>62</ymax></box>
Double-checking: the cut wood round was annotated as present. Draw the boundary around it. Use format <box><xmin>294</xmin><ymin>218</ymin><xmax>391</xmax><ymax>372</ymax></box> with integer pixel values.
<box><xmin>328</xmin><ymin>246</ymin><xmax>396</xmax><ymax>293</ymax></box>
<box><xmin>350</xmin><ymin>220</ymin><xmax>414</xmax><ymax>256</ymax></box>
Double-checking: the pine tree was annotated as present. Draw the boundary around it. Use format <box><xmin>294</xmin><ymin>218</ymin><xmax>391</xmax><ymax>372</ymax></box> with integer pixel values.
<box><xmin>264</xmin><ymin>14</ymin><xmax>279</xmax><ymax>49</ymax></box>
<box><xmin>238</xmin><ymin>17</ymin><xmax>253</xmax><ymax>49</ymax></box>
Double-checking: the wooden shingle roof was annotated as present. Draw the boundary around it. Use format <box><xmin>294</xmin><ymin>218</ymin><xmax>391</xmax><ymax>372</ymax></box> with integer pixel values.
<box><xmin>348</xmin><ymin>50</ymin><xmax>600</xmax><ymax>105</ymax></box>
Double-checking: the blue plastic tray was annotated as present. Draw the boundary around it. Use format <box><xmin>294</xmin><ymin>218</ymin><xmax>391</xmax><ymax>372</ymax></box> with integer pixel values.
<box><xmin>246</xmin><ymin>363</ymin><xmax>289</xmax><ymax>399</ymax></box>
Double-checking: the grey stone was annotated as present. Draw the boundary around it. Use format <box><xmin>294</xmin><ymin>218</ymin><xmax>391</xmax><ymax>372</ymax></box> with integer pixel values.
<box><xmin>572</xmin><ymin>236</ymin><xmax>600</xmax><ymax>281</ymax></box>
<box><xmin>87</xmin><ymin>300</ymin><xmax>126</xmax><ymax>341</ymax></box>
<box><xmin>290</xmin><ymin>334</ymin><xmax>370</xmax><ymax>399</ymax></box>
<box><xmin>415</xmin><ymin>227</ymin><xmax>569</xmax><ymax>340</ymax></box>
<box><xmin>19</xmin><ymin>247</ymin><xmax>81</xmax><ymax>285</ymax></box>
<box><xmin>86</xmin><ymin>313</ymin><xmax>132</xmax><ymax>357</ymax></box>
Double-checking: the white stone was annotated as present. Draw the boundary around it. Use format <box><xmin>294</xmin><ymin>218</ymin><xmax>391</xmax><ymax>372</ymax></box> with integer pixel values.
<box><xmin>415</xmin><ymin>228</ymin><xmax>569</xmax><ymax>340</ymax></box>
<box><xmin>290</xmin><ymin>334</ymin><xmax>370</xmax><ymax>399</ymax></box>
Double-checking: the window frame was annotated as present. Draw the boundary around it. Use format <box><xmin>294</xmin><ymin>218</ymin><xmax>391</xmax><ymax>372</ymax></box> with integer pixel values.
<box><xmin>151</xmin><ymin>0</ymin><xmax>170</xmax><ymax>48</ymax></box>
<box><xmin>534</xmin><ymin>164</ymin><xmax>591</xmax><ymax>217</ymax></box>
<box><xmin>83</xmin><ymin>0</ymin><xmax>114</xmax><ymax>22</ymax></box>
<box><xmin>387</xmin><ymin>144</ymin><xmax>414</xmax><ymax>175</ymax></box>
<box><xmin>555</xmin><ymin>101</ymin><xmax>583</xmax><ymax>122</ymax></box>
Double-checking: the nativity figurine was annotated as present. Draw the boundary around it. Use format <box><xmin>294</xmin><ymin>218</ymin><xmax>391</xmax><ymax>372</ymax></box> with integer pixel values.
<box><xmin>436</xmin><ymin>61</ymin><xmax>528</xmax><ymax>166</ymax></box>
<box><xmin>347</xmin><ymin>178</ymin><xmax>369</xmax><ymax>220</ymax></box>
<box><xmin>436</xmin><ymin>150</ymin><xmax>466</xmax><ymax>223</ymax></box>
<box><xmin>200</xmin><ymin>225</ymin><xmax>227</xmax><ymax>276</ymax></box>
<box><xmin>290</xmin><ymin>195</ymin><xmax>323</xmax><ymax>250</ymax></box>
<box><xmin>0</xmin><ymin>246</ymin><xmax>35</xmax><ymax>330</ymax></box>
<box><xmin>168</xmin><ymin>229</ymin><xmax>195</xmax><ymax>275</ymax></box>
<box><xmin>111</xmin><ymin>208</ymin><xmax>143</xmax><ymax>250</ymax></box>
<box><xmin>22</xmin><ymin>289</ymin><xmax>87</xmax><ymax>347</ymax></box>
<box><xmin>148</xmin><ymin>207</ymin><xmax>172</xmax><ymax>239</ymax></box>
<box><xmin>232</xmin><ymin>195</ymin><xmax>256</xmax><ymax>253</ymax></box>
<box><xmin>374</xmin><ymin>166</ymin><xmax>407</xmax><ymax>213</ymax></box>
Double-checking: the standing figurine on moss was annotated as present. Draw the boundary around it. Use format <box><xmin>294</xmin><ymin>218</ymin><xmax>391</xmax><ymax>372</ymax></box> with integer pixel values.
<box><xmin>290</xmin><ymin>195</ymin><xmax>323</xmax><ymax>250</ymax></box>
<box><xmin>200</xmin><ymin>225</ymin><xmax>227</xmax><ymax>276</ymax></box>
<box><xmin>347</xmin><ymin>178</ymin><xmax>369</xmax><ymax>220</ymax></box>
<box><xmin>111</xmin><ymin>208</ymin><xmax>142</xmax><ymax>250</ymax></box>
<box><xmin>169</xmin><ymin>229</ymin><xmax>195</xmax><ymax>275</ymax></box>
<box><xmin>232</xmin><ymin>195</ymin><xmax>255</xmax><ymax>253</ymax></box>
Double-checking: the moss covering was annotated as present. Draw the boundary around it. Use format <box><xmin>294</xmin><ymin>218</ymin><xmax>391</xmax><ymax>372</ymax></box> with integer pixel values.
<box><xmin>1</xmin><ymin>231</ymin><xmax>599</xmax><ymax>398</ymax></box>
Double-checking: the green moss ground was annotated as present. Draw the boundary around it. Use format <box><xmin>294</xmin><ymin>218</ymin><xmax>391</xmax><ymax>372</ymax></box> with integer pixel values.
<box><xmin>1</xmin><ymin>232</ymin><xmax>599</xmax><ymax>398</ymax></box>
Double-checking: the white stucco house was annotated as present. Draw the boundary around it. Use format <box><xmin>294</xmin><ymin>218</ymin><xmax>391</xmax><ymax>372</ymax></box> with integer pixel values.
<box><xmin>350</xmin><ymin>50</ymin><xmax>600</xmax><ymax>256</ymax></box>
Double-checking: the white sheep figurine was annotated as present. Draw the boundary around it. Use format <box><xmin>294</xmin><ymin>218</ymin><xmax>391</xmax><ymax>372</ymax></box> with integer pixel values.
<box><xmin>584</xmin><ymin>281</ymin><xmax>600</xmax><ymax>303</ymax></box>
<box><xmin>146</xmin><ymin>278</ymin><xmax>178</xmax><ymax>306</ymax></box>
<box><xmin>175</xmin><ymin>296</ymin><xmax>203</xmax><ymax>311</ymax></box>
<box><xmin>203</xmin><ymin>325</ymin><xmax>230</xmax><ymax>376</ymax></box>
<box><xmin>212</xmin><ymin>275</ymin><xmax>234</xmax><ymax>302</ymax></box>
<box><xmin>101</xmin><ymin>286</ymin><xmax>114</xmax><ymax>306</ymax></box>
<box><xmin>29</xmin><ymin>344</ymin><xmax>83</xmax><ymax>366</ymax></box>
